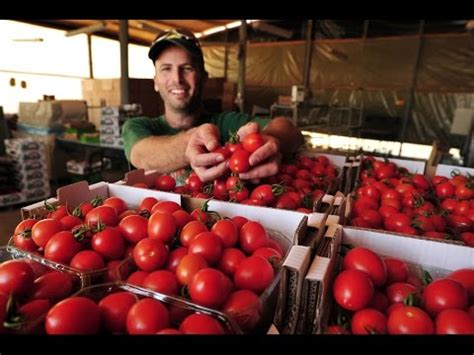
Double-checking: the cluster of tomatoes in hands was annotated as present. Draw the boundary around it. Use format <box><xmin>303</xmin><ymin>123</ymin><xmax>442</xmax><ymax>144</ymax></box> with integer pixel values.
<box><xmin>350</xmin><ymin>156</ymin><xmax>474</xmax><ymax>246</ymax></box>
<box><xmin>146</xmin><ymin>153</ymin><xmax>339</xmax><ymax>213</ymax></box>
<box><xmin>328</xmin><ymin>246</ymin><xmax>474</xmax><ymax>334</ymax></box>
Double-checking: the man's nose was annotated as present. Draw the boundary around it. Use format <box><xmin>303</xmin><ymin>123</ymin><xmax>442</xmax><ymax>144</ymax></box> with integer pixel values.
<box><xmin>170</xmin><ymin>67</ymin><xmax>185</xmax><ymax>84</ymax></box>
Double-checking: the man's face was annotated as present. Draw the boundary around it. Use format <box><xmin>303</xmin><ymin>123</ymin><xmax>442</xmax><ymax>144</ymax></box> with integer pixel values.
<box><xmin>153</xmin><ymin>45</ymin><xmax>205</xmax><ymax>114</ymax></box>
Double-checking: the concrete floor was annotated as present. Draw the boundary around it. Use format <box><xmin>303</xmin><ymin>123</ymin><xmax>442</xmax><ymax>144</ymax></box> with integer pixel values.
<box><xmin>0</xmin><ymin>206</ymin><xmax>22</xmax><ymax>246</ymax></box>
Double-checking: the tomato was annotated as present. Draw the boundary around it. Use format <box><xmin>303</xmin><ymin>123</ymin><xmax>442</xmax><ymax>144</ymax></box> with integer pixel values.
<box><xmin>333</xmin><ymin>269</ymin><xmax>374</xmax><ymax>312</ymax></box>
<box><xmin>179</xmin><ymin>220</ymin><xmax>208</xmax><ymax>247</ymax></box>
<box><xmin>213</xmin><ymin>145</ymin><xmax>231</xmax><ymax>159</ymax></box>
<box><xmin>126</xmin><ymin>298</ymin><xmax>170</xmax><ymax>334</ymax></box>
<box><xmin>43</xmin><ymin>231</ymin><xmax>82</xmax><ymax>264</ymax></box>
<box><xmin>455</xmin><ymin>184</ymin><xmax>474</xmax><ymax>200</ymax></box>
<box><xmin>143</xmin><ymin>270</ymin><xmax>179</xmax><ymax>296</ymax></box>
<box><xmin>126</xmin><ymin>270</ymin><xmax>149</xmax><ymax>287</ymax></box>
<box><xmin>92</xmin><ymin>227</ymin><xmax>125</xmax><ymax>260</ymax></box>
<box><xmin>217</xmin><ymin>248</ymin><xmax>246</xmax><ymax>277</ymax></box>
<box><xmin>242</xmin><ymin>132</ymin><xmax>264</xmax><ymax>154</ymax></box>
<box><xmin>351</xmin><ymin>308</ymin><xmax>387</xmax><ymax>335</ymax></box>
<box><xmin>189</xmin><ymin>268</ymin><xmax>232</xmax><ymax>308</ymax></box>
<box><xmin>46</xmin><ymin>297</ymin><xmax>101</xmax><ymax>334</ymax></box>
<box><xmin>435</xmin><ymin>309</ymin><xmax>474</xmax><ymax>334</ymax></box>
<box><xmin>137</xmin><ymin>197</ymin><xmax>158</xmax><ymax>214</ymax></box>
<box><xmin>325</xmin><ymin>325</ymin><xmax>350</xmax><ymax>334</ymax></box>
<box><xmin>384</xmin><ymin>213</ymin><xmax>411</xmax><ymax>232</ymax></box>
<box><xmin>98</xmin><ymin>291</ymin><xmax>138</xmax><ymax>333</ymax></box>
<box><xmin>118</xmin><ymin>215</ymin><xmax>148</xmax><ymax>244</ymax></box>
<box><xmin>436</xmin><ymin>182</ymin><xmax>455</xmax><ymax>199</ymax></box>
<box><xmin>70</xmin><ymin>250</ymin><xmax>105</xmax><ymax>271</ymax></box>
<box><xmin>118</xmin><ymin>210</ymin><xmax>139</xmax><ymax>221</ymax></box>
<box><xmin>152</xmin><ymin>201</ymin><xmax>183</xmax><ymax>215</ymax></box>
<box><xmin>387</xmin><ymin>306</ymin><xmax>434</xmax><ymax>334</ymax></box>
<box><xmin>172</xmin><ymin>209</ymin><xmax>192</xmax><ymax>230</ymax></box>
<box><xmin>368</xmin><ymin>291</ymin><xmax>389</xmax><ymax>313</ymax></box>
<box><xmin>72</xmin><ymin>201</ymin><xmax>95</xmax><ymax>218</ymax></box>
<box><xmin>185</xmin><ymin>173</ymin><xmax>204</xmax><ymax>193</ymax></box>
<box><xmin>60</xmin><ymin>215</ymin><xmax>83</xmax><ymax>231</ymax></box>
<box><xmin>446</xmin><ymin>268</ymin><xmax>474</xmax><ymax>303</ymax></box>
<box><xmin>229</xmin><ymin>149</ymin><xmax>251</xmax><ymax>174</ymax></box>
<box><xmin>133</xmin><ymin>238</ymin><xmax>168</xmax><ymax>272</ymax></box>
<box><xmin>12</xmin><ymin>219</ymin><xmax>39</xmax><ymax>252</ymax></box>
<box><xmin>385</xmin><ymin>282</ymin><xmax>418</xmax><ymax>304</ymax></box>
<box><xmin>19</xmin><ymin>298</ymin><xmax>51</xmax><ymax>323</ymax></box>
<box><xmin>0</xmin><ymin>260</ymin><xmax>35</xmax><ymax>296</ymax></box>
<box><xmin>222</xmin><ymin>289</ymin><xmax>262</xmax><ymax>332</ymax></box>
<box><xmin>188</xmin><ymin>232</ymin><xmax>223</xmax><ymax>265</ymax></box>
<box><xmin>190</xmin><ymin>208</ymin><xmax>207</xmax><ymax>223</ymax></box>
<box><xmin>211</xmin><ymin>219</ymin><xmax>239</xmax><ymax>248</ymax></box>
<box><xmin>179</xmin><ymin>313</ymin><xmax>225</xmax><ymax>334</ymax></box>
<box><xmin>155</xmin><ymin>175</ymin><xmax>176</xmax><ymax>192</ymax></box>
<box><xmin>229</xmin><ymin>187</ymin><xmax>250</xmax><ymax>203</ymax></box>
<box><xmin>45</xmin><ymin>204</ymin><xmax>69</xmax><ymax>220</ymax></box>
<box><xmin>384</xmin><ymin>258</ymin><xmax>408</xmax><ymax>284</ymax></box>
<box><xmin>231</xmin><ymin>216</ymin><xmax>249</xmax><ymax>231</ymax></box>
<box><xmin>343</xmin><ymin>247</ymin><xmax>387</xmax><ymax>287</ymax></box>
<box><xmin>253</xmin><ymin>247</ymin><xmax>283</xmax><ymax>266</ymax></box>
<box><xmin>165</xmin><ymin>247</ymin><xmax>188</xmax><ymax>273</ymax></box>
<box><xmin>460</xmin><ymin>231</ymin><xmax>474</xmax><ymax>247</ymax></box>
<box><xmin>31</xmin><ymin>218</ymin><xmax>64</xmax><ymax>248</ymax></box>
<box><xmin>176</xmin><ymin>254</ymin><xmax>208</xmax><ymax>286</ymax></box>
<box><xmin>85</xmin><ymin>205</ymin><xmax>118</xmax><ymax>227</ymax></box>
<box><xmin>156</xmin><ymin>328</ymin><xmax>182</xmax><ymax>334</ymax></box>
<box><xmin>422</xmin><ymin>278</ymin><xmax>468</xmax><ymax>316</ymax></box>
<box><xmin>147</xmin><ymin>211</ymin><xmax>177</xmax><ymax>244</ymax></box>
<box><xmin>30</xmin><ymin>271</ymin><xmax>74</xmax><ymax>301</ymax></box>
<box><xmin>239</xmin><ymin>221</ymin><xmax>269</xmax><ymax>254</ymax></box>
<box><xmin>234</xmin><ymin>256</ymin><xmax>274</xmax><ymax>295</ymax></box>
<box><xmin>432</xmin><ymin>175</ymin><xmax>448</xmax><ymax>186</ymax></box>
<box><xmin>103</xmin><ymin>197</ymin><xmax>128</xmax><ymax>216</ymax></box>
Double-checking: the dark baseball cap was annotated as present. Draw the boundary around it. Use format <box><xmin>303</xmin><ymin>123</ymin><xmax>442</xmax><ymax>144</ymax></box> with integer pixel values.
<box><xmin>148</xmin><ymin>28</ymin><xmax>204</xmax><ymax>68</ymax></box>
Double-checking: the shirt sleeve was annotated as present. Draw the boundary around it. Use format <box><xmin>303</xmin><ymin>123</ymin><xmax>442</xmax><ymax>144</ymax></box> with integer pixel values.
<box><xmin>121</xmin><ymin>117</ymin><xmax>157</xmax><ymax>161</ymax></box>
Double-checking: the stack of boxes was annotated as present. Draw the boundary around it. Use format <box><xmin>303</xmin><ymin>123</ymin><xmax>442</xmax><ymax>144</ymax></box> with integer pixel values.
<box><xmin>4</xmin><ymin>138</ymin><xmax>51</xmax><ymax>204</ymax></box>
<box><xmin>99</xmin><ymin>104</ymin><xmax>141</xmax><ymax>147</ymax></box>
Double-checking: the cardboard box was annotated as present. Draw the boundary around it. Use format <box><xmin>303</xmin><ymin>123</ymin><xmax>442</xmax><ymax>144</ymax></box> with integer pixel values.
<box><xmin>100</xmin><ymin>135</ymin><xmax>123</xmax><ymax>147</ymax></box>
<box><xmin>18</xmin><ymin>100</ymin><xmax>87</xmax><ymax>128</ymax></box>
<box><xmin>435</xmin><ymin>164</ymin><xmax>474</xmax><ymax>178</ymax></box>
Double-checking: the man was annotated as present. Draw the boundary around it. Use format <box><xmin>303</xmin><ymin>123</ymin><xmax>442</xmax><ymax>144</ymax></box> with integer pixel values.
<box><xmin>122</xmin><ymin>28</ymin><xmax>304</xmax><ymax>183</ymax></box>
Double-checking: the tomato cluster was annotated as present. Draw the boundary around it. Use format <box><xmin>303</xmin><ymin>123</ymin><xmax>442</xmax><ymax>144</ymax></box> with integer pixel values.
<box><xmin>0</xmin><ymin>248</ymin><xmax>77</xmax><ymax>334</ymax></box>
<box><xmin>350</xmin><ymin>156</ymin><xmax>474</xmax><ymax>246</ymax></box>
<box><xmin>328</xmin><ymin>246</ymin><xmax>474</xmax><ymax>334</ymax></box>
<box><xmin>45</xmin><ymin>286</ymin><xmax>231</xmax><ymax>335</ymax></box>
<box><xmin>138</xmin><ymin>153</ymin><xmax>339</xmax><ymax>213</ymax></box>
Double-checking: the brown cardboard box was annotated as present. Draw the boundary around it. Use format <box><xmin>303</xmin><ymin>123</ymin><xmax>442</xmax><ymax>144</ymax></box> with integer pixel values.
<box><xmin>278</xmin><ymin>96</ymin><xmax>292</xmax><ymax>106</ymax></box>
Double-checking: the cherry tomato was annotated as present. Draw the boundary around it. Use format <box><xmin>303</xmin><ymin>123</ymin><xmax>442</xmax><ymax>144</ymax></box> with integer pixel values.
<box><xmin>222</xmin><ymin>290</ymin><xmax>262</xmax><ymax>332</ymax></box>
<box><xmin>189</xmin><ymin>268</ymin><xmax>232</xmax><ymax>308</ymax></box>
<box><xmin>229</xmin><ymin>150</ymin><xmax>251</xmax><ymax>174</ymax></box>
<box><xmin>343</xmin><ymin>247</ymin><xmax>387</xmax><ymax>287</ymax></box>
<box><xmin>435</xmin><ymin>309</ymin><xmax>474</xmax><ymax>334</ymax></box>
<box><xmin>165</xmin><ymin>247</ymin><xmax>188</xmax><ymax>273</ymax></box>
<box><xmin>92</xmin><ymin>227</ymin><xmax>125</xmax><ymax>260</ymax></box>
<box><xmin>30</xmin><ymin>271</ymin><xmax>74</xmax><ymax>301</ymax></box>
<box><xmin>12</xmin><ymin>219</ymin><xmax>39</xmax><ymax>252</ymax></box>
<box><xmin>143</xmin><ymin>270</ymin><xmax>179</xmax><ymax>296</ymax></box>
<box><xmin>103</xmin><ymin>197</ymin><xmax>128</xmax><ymax>216</ymax></box>
<box><xmin>387</xmin><ymin>306</ymin><xmax>434</xmax><ymax>334</ymax></box>
<box><xmin>333</xmin><ymin>269</ymin><xmax>374</xmax><ymax>312</ymax></box>
<box><xmin>188</xmin><ymin>232</ymin><xmax>223</xmax><ymax>265</ymax></box>
<box><xmin>46</xmin><ymin>297</ymin><xmax>101</xmax><ymax>334</ymax></box>
<box><xmin>422</xmin><ymin>278</ymin><xmax>468</xmax><ymax>316</ymax></box>
<box><xmin>211</xmin><ymin>219</ymin><xmax>239</xmax><ymax>248</ymax></box>
<box><xmin>384</xmin><ymin>258</ymin><xmax>408</xmax><ymax>285</ymax></box>
<box><xmin>69</xmin><ymin>250</ymin><xmax>105</xmax><ymax>271</ymax></box>
<box><xmin>155</xmin><ymin>175</ymin><xmax>176</xmax><ymax>191</ymax></box>
<box><xmin>179</xmin><ymin>220</ymin><xmax>207</xmax><ymax>247</ymax></box>
<box><xmin>85</xmin><ymin>205</ymin><xmax>118</xmax><ymax>227</ymax></box>
<box><xmin>242</xmin><ymin>132</ymin><xmax>264</xmax><ymax>153</ymax></box>
<box><xmin>351</xmin><ymin>308</ymin><xmax>387</xmax><ymax>334</ymax></box>
<box><xmin>31</xmin><ymin>218</ymin><xmax>64</xmax><ymax>248</ymax></box>
<box><xmin>234</xmin><ymin>256</ymin><xmax>274</xmax><ymax>295</ymax></box>
<box><xmin>446</xmin><ymin>268</ymin><xmax>474</xmax><ymax>303</ymax></box>
<box><xmin>119</xmin><ymin>215</ymin><xmax>148</xmax><ymax>244</ymax></box>
<box><xmin>98</xmin><ymin>291</ymin><xmax>138</xmax><ymax>333</ymax></box>
<box><xmin>126</xmin><ymin>298</ymin><xmax>170</xmax><ymax>334</ymax></box>
<box><xmin>239</xmin><ymin>221</ymin><xmax>269</xmax><ymax>254</ymax></box>
<box><xmin>217</xmin><ymin>248</ymin><xmax>246</xmax><ymax>277</ymax></box>
<box><xmin>0</xmin><ymin>260</ymin><xmax>35</xmax><ymax>296</ymax></box>
<box><xmin>44</xmin><ymin>231</ymin><xmax>83</xmax><ymax>264</ymax></box>
<box><xmin>133</xmin><ymin>238</ymin><xmax>168</xmax><ymax>272</ymax></box>
<box><xmin>147</xmin><ymin>211</ymin><xmax>177</xmax><ymax>244</ymax></box>
<box><xmin>126</xmin><ymin>271</ymin><xmax>149</xmax><ymax>287</ymax></box>
<box><xmin>179</xmin><ymin>313</ymin><xmax>225</xmax><ymax>334</ymax></box>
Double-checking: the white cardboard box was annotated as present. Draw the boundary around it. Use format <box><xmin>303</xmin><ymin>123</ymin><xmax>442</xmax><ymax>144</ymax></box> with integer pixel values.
<box><xmin>435</xmin><ymin>164</ymin><xmax>474</xmax><ymax>178</ymax></box>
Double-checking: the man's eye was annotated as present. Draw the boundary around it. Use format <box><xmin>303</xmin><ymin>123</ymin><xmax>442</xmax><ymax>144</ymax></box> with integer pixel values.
<box><xmin>183</xmin><ymin>66</ymin><xmax>194</xmax><ymax>72</ymax></box>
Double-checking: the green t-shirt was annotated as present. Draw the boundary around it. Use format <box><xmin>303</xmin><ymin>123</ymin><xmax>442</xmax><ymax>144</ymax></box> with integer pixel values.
<box><xmin>121</xmin><ymin>111</ymin><xmax>270</xmax><ymax>161</ymax></box>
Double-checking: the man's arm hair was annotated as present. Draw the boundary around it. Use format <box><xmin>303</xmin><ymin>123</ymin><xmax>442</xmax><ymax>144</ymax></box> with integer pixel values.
<box><xmin>262</xmin><ymin>116</ymin><xmax>304</xmax><ymax>156</ymax></box>
<box><xmin>129</xmin><ymin>128</ymin><xmax>196</xmax><ymax>172</ymax></box>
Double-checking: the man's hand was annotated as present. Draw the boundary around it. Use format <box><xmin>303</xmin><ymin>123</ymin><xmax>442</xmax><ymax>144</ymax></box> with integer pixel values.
<box><xmin>236</xmin><ymin>122</ymin><xmax>282</xmax><ymax>182</ymax></box>
<box><xmin>185</xmin><ymin>123</ymin><xmax>228</xmax><ymax>183</ymax></box>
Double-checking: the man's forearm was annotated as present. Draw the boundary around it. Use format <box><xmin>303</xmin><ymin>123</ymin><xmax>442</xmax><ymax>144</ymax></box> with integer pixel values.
<box><xmin>262</xmin><ymin>116</ymin><xmax>304</xmax><ymax>155</ymax></box>
<box><xmin>130</xmin><ymin>129</ymin><xmax>195</xmax><ymax>172</ymax></box>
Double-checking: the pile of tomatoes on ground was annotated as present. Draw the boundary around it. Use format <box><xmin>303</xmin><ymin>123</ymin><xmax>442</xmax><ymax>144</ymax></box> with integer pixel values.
<box><xmin>7</xmin><ymin>194</ymin><xmax>285</xmax><ymax>334</ymax></box>
<box><xmin>350</xmin><ymin>156</ymin><xmax>474</xmax><ymax>246</ymax></box>
<box><xmin>134</xmin><ymin>133</ymin><xmax>339</xmax><ymax>213</ymax></box>
<box><xmin>327</xmin><ymin>246</ymin><xmax>474</xmax><ymax>334</ymax></box>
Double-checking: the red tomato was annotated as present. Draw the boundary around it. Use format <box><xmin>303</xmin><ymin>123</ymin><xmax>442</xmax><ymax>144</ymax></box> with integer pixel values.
<box><xmin>229</xmin><ymin>150</ymin><xmax>251</xmax><ymax>174</ymax></box>
<box><xmin>217</xmin><ymin>248</ymin><xmax>246</xmax><ymax>277</ymax></box>
<box><xmin>165</xmin><ymin>247</ymin><xmax>188</xmax><ymax>273</ymax></box>
<box><xmin>189</xmin><ymin>268</ymin><xmax>232</xmax><ymax>308</ymax></box>
<box><xmin>118</xmin><ymin>210</ymin><xmax>139</xmax><ymax>221</ymax></box>
<box><xmin>211</xmin><ymin>219</ymin><xmax>239</xmax><ymax>248</ymax></box>
<box><xmin>137</xmin><ymin>197</ymin><xmax>158</xmax><ymax>214</ymax></box>
<box><xmin>179</xmin><ymin>220</ymin><xmax>208</xmax><ymax>247</ymax></box>
<box><xmin>435</xmin><ymin>309</ymin><xmax>474</xmax><ymax>334</ymax></box>
<box><xmin>385</xmin><ymin>282</ymin><xmax>418</xmax><ymax>304</ymax></box>
<box><xmin>31</xmin><ymin>218</ymin><xmax>64</xmax><ymax>248</ymax></box>
<box><xmin>176</xmin><ymin>254</ymin><xmax>208</xmax><ymax>286</ymax></box>
<box><xmin>103</xmin><ymin>197</ymin><xmax>128</xmax><ymax>216</ymax></box>
<box><xmin>179</xmin><ymin>313</ymin><xmax>225</xmax><ymax>334</ymax></box>
<box><xmin>46</xmin><ymin>297</ymin><xmax>101</xmax><ymax>334</ymax></box>
<box><xmin>98</xmin><ymin>291</ymin><xmax>138</xmax><ymax>333</ymax></box>
<box><xmin>69</xmin><ymin>250</ymin><xmax>105</xmax><ymax>271</ymax></box>
<box><xmin>72</xmin><ymin>201</ymin><xmax>94</xmax><ymax>218</ymax></box>
<box><xmin>143</xmin><ymin>270</ymin><xmax>179</xmax><ymax>296</ymax></box>
<box><xmin>231</xmin><ymin>216</ymin><xmax>249</xmax><ymax>231</ymax></box>
<box><xmin>422</xmin><ymin>278</ymin><xmax>468</xmax><ymax>316</ymax></box>
<box><xmin>234</xmin><ymin>256</ymin><xmax>274</xmax><ymax>295</ymax></box>
<box><xmin>126</xmin><ymin>298</ymin><xmax>170</xmax><ymax>334</ymax></box>
<box><xmin>19</xmin><ymin>299</ymin><xmax>51</xmax><ymax>324</ymax></box>
<box><xmin>446</xmin><ymin>268</ymin><xmax>474</xmax><ymax>303</ymax></box>
<box><xmin>147</xmin><ymin>211</ymin><xmax>177</xmax><ymax>244</ymax></box>
<box><xmin>351</xmin><ymin>308</ymin><xmax>387</xmax><ymax>334</ymax></box>
<box><xmin>126</xmin><ymin>271</ymin><xmax>149</xmax><ymax>287</ymax></box>
<box><xmin>325</xmin><ymin>325</ymin><xmax>350</xmax><ymax>334</ymax></box>
<box><xmin>45</xmin><ymin>204</ymin><xmax>69</xmax><ymax>220</ymax></box>
<box><xmin>239</xmin><ymin>221</ymin><xmax>269</xmax><ymax>254</ymax></box>
<box><xmin>461</xmin><ymin>232</ymin><xmax>474</xmax><ymax>247</ymax></box>
<box><xmin>368</xmin><ymin>291</ymin><xmax>389</xmax><ymax>313</ymax></box>
<box><xmin>30</xmin><ymin>271</ymin><xmax>74</xmax><ymax>301</ymax></box>
<box><xmin>60</xmin><ymin>215</ymin><xmax>83</xmax><ymax>230</ymax></box>
<box><xmin>44</xmin><ymin>231</ymin><xmax>82</xmax><ymax>264</ymax></box>
<box><xmin>222</xmin><ymin>289</ymin><xmax>262</xmax><ymax>332</ymax></box>
<box><xmin>155</xmin><ymin>175</ymin><xmax>176</xmax><ymax>191</ymax></box>
<box><xmin>384</xmin><ymin>258</ymin><xmax>408</xmax><ymax>284</ymax></box>
<box><xmin>92</xmin><ymin>227</ymin><xmax>125</xmax><ymax>260</ymax></box>
<box><xmin>133</xmin><ymin>238</ymin><xmax>168</xmax><ymax>272</ymax></box>
<box><xmin>252</xmin><ymin>247</ymin><xmax>282</xmax><ymax>266</ymax></box>
<box><xmin>85</xmin><ymin>205</ymin><xmax>118</xmax><ymax>227</ymax></box>
<box><xmin>12</xmin><ymin>219</ymin><xmax>39</xmax><ymax>252</ymax></box>
<box><xmin>0</xmin><ymin>260</ymin><xmax>35</xmax><ymax>296</ymax></box>
<box><xmin>172</xmin><ymin>209</ymin><xmax>192</xmax><ymax>230</ymax></box>
<box><xmin>436</xmin><ymin>182</ymin><xmax>455</xmax><ymax>199</ymax></box>
<box><xmin>119</xmin><ymin>215</ymin><xmax>148</xmax><ymax>244</ymax></box>
<box><xmin>213</xmin><ymin>178</ymin><xmax>229</xmax><ymax>200</ymax></box>
<box><xmin>242</xmin><ymin>132</ymin><xmax>264</xmax><ymax>153</ymax></box>
<box><xmin>343</xmin><ymin>247</ymin><xmax>387</xmax><ymax>287</ymax></box>
<box><xmin>188</xmin><ymin>232</ymin><xmax>223</xmax><ymax>265</ymax></box>
<box><xmin>387</xmin><ymin>306</ymin><xmax>434</xmax><ymax>334</ymax></box>
<box><xmin>333</xmin><ymin>269</ymin><xmax>374</xmax><ymax>312</ymax></box>
<box><xmin>185</xmin><ymin>173</ymin><xmax>204</xmax><ymax>193</ymax></box>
